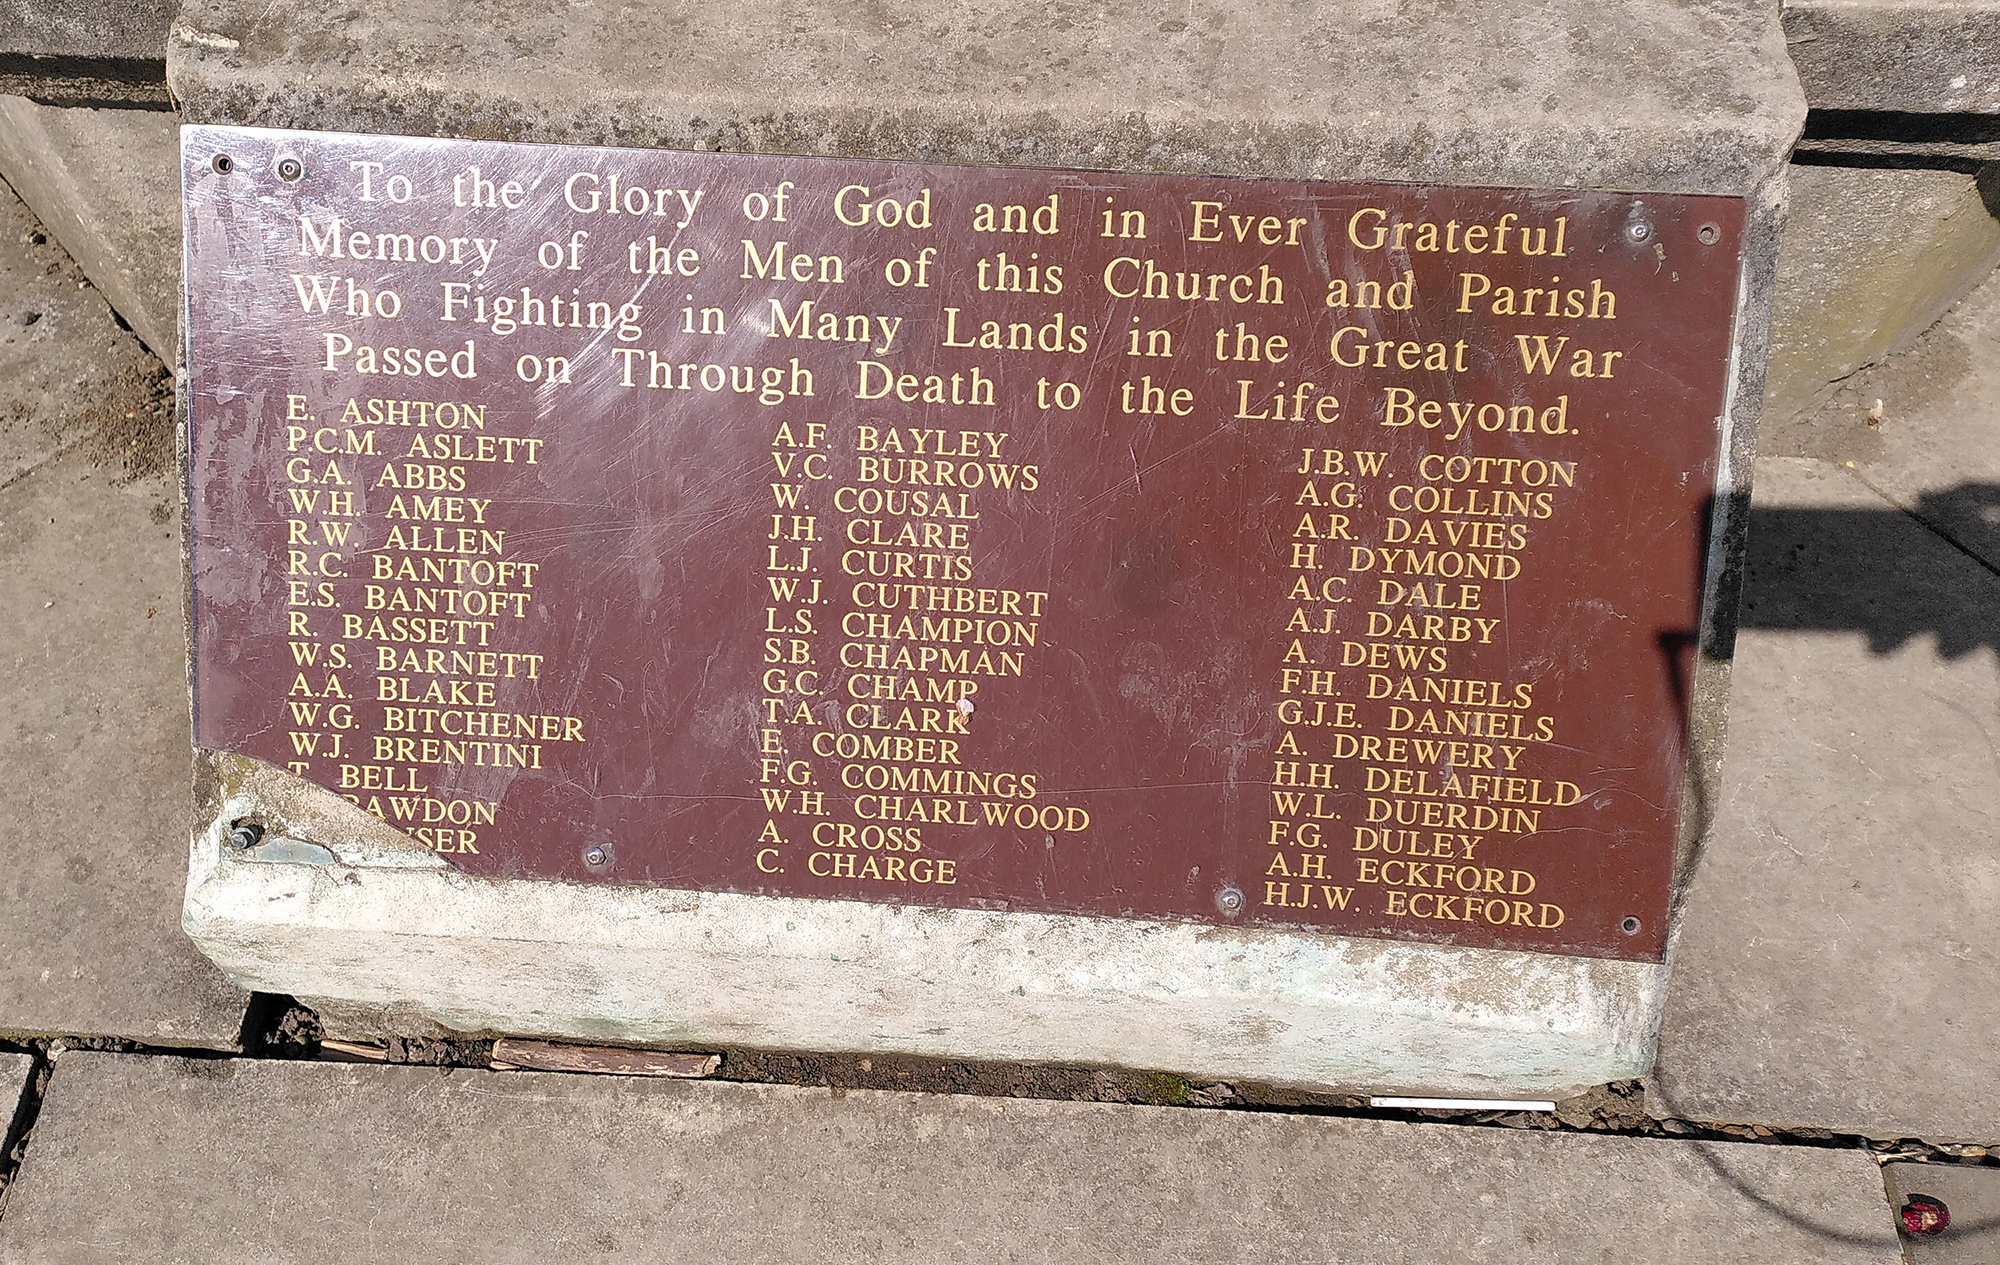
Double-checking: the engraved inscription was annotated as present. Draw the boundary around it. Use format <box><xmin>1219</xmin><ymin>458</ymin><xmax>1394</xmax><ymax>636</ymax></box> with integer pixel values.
<box><xmin>185</xmin><ymin>127</ymin><xmax>1747</xmax><ymax>962</ymax></box>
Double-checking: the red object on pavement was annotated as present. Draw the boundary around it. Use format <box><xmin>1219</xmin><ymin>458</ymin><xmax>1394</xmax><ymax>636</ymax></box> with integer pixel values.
<box><xmin>1900</xmin><ymin>1195</ymin><xmax>1950</xmax><ymax>1237</ymax></box>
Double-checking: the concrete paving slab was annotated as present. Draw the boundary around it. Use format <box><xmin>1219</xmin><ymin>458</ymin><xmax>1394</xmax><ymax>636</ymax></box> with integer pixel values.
<box><xmin>1882</xmin><ymin>1161</ymin><xmax>2000</xmax><ymax>1263</ymax></box>
<box><xmin>0</xmin><ymin>1053</ymin><xmax>28</xmax><ymax>1104</ymax></box>
<box><xmin>0</xmin><ymin>0</ymin><xmax>173</xmax><ymax>108</ymax></box>
<box><xmin>1783</xmin><ymin>0</ymin><xmax>2000</xmax><ymax>113</ymax></box>
<box><xmin>0</xmin><ymin>1052</ymin><xmax>34</xmax><ymax>1213</ymax></box>
<box><xmin>0</xmin><ymin>0</ymin><xmax>172</xmax><ymax>62</ymax></box>
<box><xmin>1651</xmin><ymin>456</ymin><xmax>2000</xmax><ymax>1139</ymax></box>
<box><xmin>0</xmin><ymin>173</ymin><xmax>241</xmax><ymax>1045</ymax></box>
<box><xmin>0</xmin><ymin>448</ymin><xmax>249</xmax><ymax>1046</ymax></box>
<box><xmin>1767</xmin><ymin>259</ymin><xmax>2000</xmax><ymax>576</ymax></box>
<box><xmin>0</xmin><ymin>178</ymin><xmax>163</xmax><ymax>488</ymax></box>
<box><xmin>0</xmin><ymin>445</ymin><xmax>247</xmax><ymax>1047</ymax></box>
<box><xmin>0</xmin><ymin>98</ymin><xmax>181</xmax><ymax>363</ymax></box>
<box><xmin>0</xmin><ymin>1053</ymin><xmax>30</xmax><ymax>1126</ymax></box>
<box><xmin>1658</xmin><ymin>262</ymin><xmax>2000</xmax><ymax>1141</ymax></box>
<box><xmin>0</xmin><ymin>1052</ymin><xmax>1902</xmax><ymax>1264</ymax></box>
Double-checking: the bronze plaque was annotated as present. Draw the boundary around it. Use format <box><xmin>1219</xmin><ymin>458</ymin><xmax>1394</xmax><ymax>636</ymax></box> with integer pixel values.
<box><xmin>183</xmin><ymin>125</ymin><xmax>1747</xmax><ymax>962</ymax></box>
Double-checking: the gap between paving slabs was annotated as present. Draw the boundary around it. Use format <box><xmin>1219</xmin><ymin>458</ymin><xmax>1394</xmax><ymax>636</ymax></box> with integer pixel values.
<box><xmin>0</xmin><ymin>995</ymin><xmax>1983</xmax><ymax>1222</ymax></box>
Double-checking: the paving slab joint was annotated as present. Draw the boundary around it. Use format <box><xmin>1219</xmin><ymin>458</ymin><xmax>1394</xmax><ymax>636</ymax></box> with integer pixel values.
<box><xmin>1832</xmin><ymin>466</ymin><xmax>2000</xmax><ymax>587</ymax></box>
<box><xmin>227</xmin><ymin>997</ymin><xmax>2000</xmax><ymax>1159</ymax></box>
<box><xmin>0</xmin><ymin>63</ymin><xmax>172</xmax><ymax>111</ymax></box>
<box><xmin>1796</xmin><ymin>110</ymin><xmax>2000</xmax><ymax>171</ymax></box>
<box><xmin>3</xmin><ymin>1027</ymin><xmax>1997</xmax><ymax>1207</ymax></box>
<box><xmin>1650</xmin><ymin>1078</ymin><xmax>2000</xmax><ymax>1157</ymax></box>
<box><xmin>0</xmin><ymin>1043</ymin><xmax>48</xmax><ymax>1217</ymax></box>
<box><xmin>0</xmin><ymin>1039</ymin><xmax>255</xmax><ymax>1217</ymax></box>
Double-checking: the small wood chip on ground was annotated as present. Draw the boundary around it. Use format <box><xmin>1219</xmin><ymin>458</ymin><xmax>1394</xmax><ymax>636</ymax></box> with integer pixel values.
<box><xmin>490</xmin><ymin>1039</ymin><xmax>721</xmax><ymax>1078</ymax></box>
<box><xmin>320</xmin><ymin>1039</ymin><xmax>389</xmax><ymax>1062</ymax></box>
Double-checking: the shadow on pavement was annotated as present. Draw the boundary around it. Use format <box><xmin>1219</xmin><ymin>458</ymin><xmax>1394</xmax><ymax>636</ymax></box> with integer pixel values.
<box><xmin>1733</xmin><ymin>482</ymin><xmax>2000</xmax><ymax>658</ymax></box>
<box><xmin>1647</xmin><ymin>484</ymin><xmax>2000</xmax><ymax>1249</ymax></box>
<box><xmin>1660</xmin><ymin>481</ymin><xmax>2000</xmax><ymax>909</ymax></box>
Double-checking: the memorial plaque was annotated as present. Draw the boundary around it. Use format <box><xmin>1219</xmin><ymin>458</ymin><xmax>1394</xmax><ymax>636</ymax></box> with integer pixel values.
<box><xmin>183</xmin><ymin>125</ymin><xmax>1747</xmax><ymax>963</ymax></box>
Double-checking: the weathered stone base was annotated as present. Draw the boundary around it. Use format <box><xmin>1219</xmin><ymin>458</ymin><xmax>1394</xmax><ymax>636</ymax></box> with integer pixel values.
<box><xmin>186</xmin><ymin>756</ymin><xmax>1663</xmax><ymax>1098</ymax></box>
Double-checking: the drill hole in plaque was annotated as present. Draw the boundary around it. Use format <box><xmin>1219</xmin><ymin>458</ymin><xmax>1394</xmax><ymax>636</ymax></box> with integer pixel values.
<box><xmin>1696</xmin><ymin>222</ymin><xmax>1721</xmax><ymax>245</ymax></box>
<box><xmin>276</xmin><ymin>156</ymin><xmax>304</xmax><ymax>182</ymax></box>
<box><xmin>210</xmin><ymin>153</ymin><xmax>234</xmax><ymax>175</ymax></box>
<box><xmin>1619</xmin><ymin>915</ymin><xmax>1642</xmax><ymax>936</ymax></box>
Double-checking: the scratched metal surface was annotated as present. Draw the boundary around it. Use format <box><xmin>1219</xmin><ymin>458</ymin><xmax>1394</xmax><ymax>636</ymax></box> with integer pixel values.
<box><xmin>183</xmin><ymin>125</ymin><xmax>1745</xmax><ymax>961</ymax></box>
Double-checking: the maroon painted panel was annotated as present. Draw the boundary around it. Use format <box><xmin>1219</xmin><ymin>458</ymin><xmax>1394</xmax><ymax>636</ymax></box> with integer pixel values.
<box><xmin>183</xmin><ymin>125</ymin><xmax>1747</xmax><ymax>961</ymax></box>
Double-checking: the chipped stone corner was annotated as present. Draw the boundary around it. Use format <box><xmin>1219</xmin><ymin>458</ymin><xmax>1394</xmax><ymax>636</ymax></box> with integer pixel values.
<box><xmin>190</xmin><ymin>749</ymin><xmax>449</xmax><ymax>876</ymax></box>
